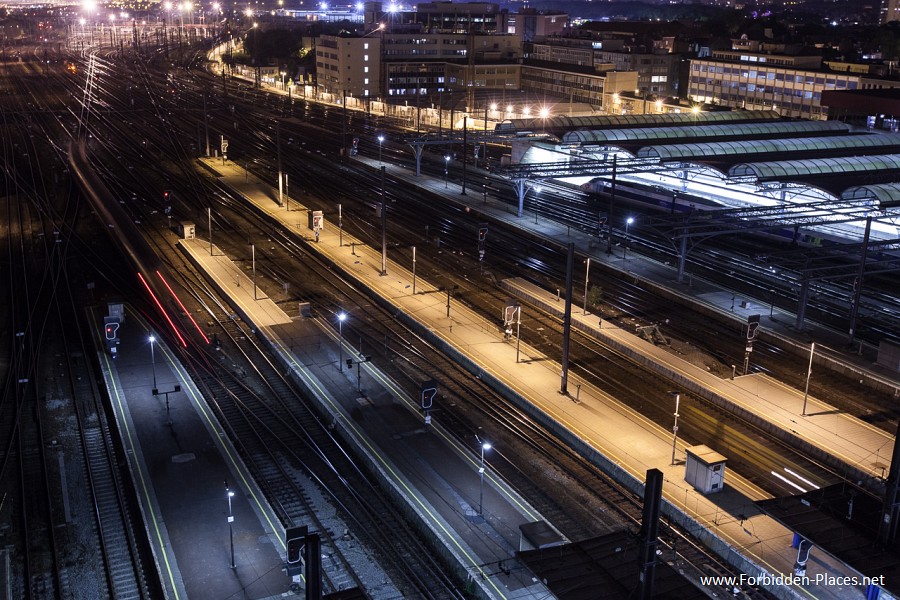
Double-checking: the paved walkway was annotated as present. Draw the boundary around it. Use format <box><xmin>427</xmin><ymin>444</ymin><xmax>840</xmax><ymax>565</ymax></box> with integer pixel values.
<box><xmin>188</xmin><ymin>154</ymin><xmax>900</xmax><ymax>599</ymax></box>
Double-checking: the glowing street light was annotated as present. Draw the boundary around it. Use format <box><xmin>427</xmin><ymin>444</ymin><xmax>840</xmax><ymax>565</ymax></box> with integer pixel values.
<box><xmin>624</xmin><ymin>216</ymin><xmax>634</xmax><ymax>260</ymax></box>
<box><xmin>479</xmin><ymin>442</ymin><xmax>492</xmax><ymax>516</ymax></box>
<box><xmin>377</xmin><ymin>134</ymin><xmax>385</xmax><ymax>165</ymax></box>
<box><xmin>337</xmin><ymin>312</ymin><xmax>347</xmax><ymax>371</ymax></box>
<box><xmin>148</xmin><ymin>335</ymin><xmax>157</xmax><ymax>390</ymax></box>
<box><xmin>226</xmin><ymin>484</ymin><xmax>236</xmax><ymax>568</ymax></box>
<box><xmin>444</xmin><ymin>155</ymin><xmax>450</xmax><ymax>188</ymax></box>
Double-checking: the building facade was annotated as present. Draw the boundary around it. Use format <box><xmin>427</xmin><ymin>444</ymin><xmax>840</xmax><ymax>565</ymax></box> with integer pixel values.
<box><xmin>506</xmin><ymin>9</ymin><xmax>568</xmax><ymax>41</ymax></box>
<box><xmin>529</xmin><ymin>36</ymin><xmax>680</xmax><ymax>98</ymax></box>
<box><xmin>688</xmin><ymin>50</ymin><xmax>900</xmax><ymax>119</ymax></box>
<box><xmin>316</xmin><ymin>35</ymin><xmax>382</xmax><ymax>98</ymax></box>
<box><xmin>519</xmin><ymin>63</ymin><xmax>638</xmax><ymax>111</ymax></box>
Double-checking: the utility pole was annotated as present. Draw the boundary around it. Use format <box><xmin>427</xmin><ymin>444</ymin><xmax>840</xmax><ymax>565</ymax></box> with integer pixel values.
<box><xmin>276</xmin><ymin>121</ymin><xmax>283</xmax><ymax>206</ymax></box>
<box><xmin>606</xmin><ymin>155</ymin><xmax>617</xmax><ymax>255</ymax></box>
<box><xmin>461</xmin><ymin>115</ymin><xmax>468</xmax><ymax>195</ymax></box>
<box><xmin>380</xmin><ymin>166</ymin><xmax>387</xmax><ymax>276</ymax></box>
<box><xmin>560</xmin><ymin>242</ymin><xmax>575</xmax><ymax>395</ymax></box>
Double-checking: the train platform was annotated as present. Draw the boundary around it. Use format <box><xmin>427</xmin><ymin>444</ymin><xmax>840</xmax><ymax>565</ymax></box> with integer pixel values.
<box><xmin>90</xmin><ymin>306</ymin><xmax>290</xmax><ymax>600</ymax></box>
<box><xmin>177</xmin><ymin>236</ymin><xmax>558</xmax><ymax>599</ymax></box>
<box><xmin>191</xmin><ymin>156</ymin><xmax>898</xmax><ymax>599</ymax></box>
<box><xmin>500</xmin><ymin>277</ymin><xmax>893</xmax><ymax>485</ymax></box>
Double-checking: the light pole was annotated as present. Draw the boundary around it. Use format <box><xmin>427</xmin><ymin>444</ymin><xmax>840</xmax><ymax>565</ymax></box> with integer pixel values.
<box><xmin>444</xmin><ymin>155</ymin><xmax>450</xmax><ymax>188</ymax></box>
<box><xmin>801</xmin><ymin>342</ymin><xmax>815</xmax><ymax>416</ymax></box>
<box><xmin>377</xmin><ymin>134</ymin><xmax>384</xmax><ymax>165</ymax></box>
<box><xmin>226</xmin><ymin>483</ymin><xmax>236</xmax><ymax>568</ymax></box>
<box><xmin>337</xmin><ymin>312</ymin><xmax>346</xmax><ymax>371</ymax></box>
<box><xmin>624</xmin><ymin>216</ymin><xmax>634</xmax><ymax>259</ymax></box>
<box><xmin>670</xmin><ymin>392</ymin><xmax>681</xmax><ymax>466</ymax></box>
<box><xmin>149</xmin><ymin>335</ymin><xmax>157</xmax><ymax>391</ymax></box>
<box><xmin>479</xmin><ymin>442</ymin><xmax>491</xmax><ymax>516</ymax></box>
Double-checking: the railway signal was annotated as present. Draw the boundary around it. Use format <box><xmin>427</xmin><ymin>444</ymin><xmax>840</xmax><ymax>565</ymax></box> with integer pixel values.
<box><xmin>105</xmin><ymin>322</ymin><xmax>119</xmax><ymax>340</ymax></box>
<box><xmin>286</xmin><ymin>525</ymin><xmax>307</xmax><ymax>564</ymax></box>
<box><xmin>747</xmin><ymin>314</ymin><xmax>761</xmax><ymax>340</ymax></box>
<box><xmin>743</xmin><ymin>314</ymin><xmax>761</xmax><ymax>375</ymax></box>
<box><xmin>477</xmin><ymin>223</ymin><xmax>488</xmax><ymax>265</ymax></box>
<box><xmin>420</xmin><ymin>379</ymin><xmax>437</xmax><ymax>409</ymax></box>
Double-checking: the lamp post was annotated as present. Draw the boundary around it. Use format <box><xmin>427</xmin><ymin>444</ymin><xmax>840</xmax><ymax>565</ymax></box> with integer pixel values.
<box><xmin>801</xmin><ymin>342</ymin><xmax>815</xmax><ymax>416</ymax></box>
<box><xmin>479</xmin><ymin>442</ymin><xmax>491</xmax><ymax>516</ymax></box>
<box><xmin>149</xmin><ymin>335</ymin><xmax>157</xmax><ymax>391</ymax></box>
<box><xmin>377</xmin><ymin>134</ymin><xmax>384</xmax><ymax>165</ymax></box>
<box><xmin>337</xmin><ymin>312</ymin><xmax>346</xmax><ymax>371</ymax></box>
<box><xmin>670</xmin><ymin>392</ymin><xmax>681</xmax><ymax>465</ymax></box>
<box><xmin>444</xmin><ymin>155</ymin><xmax>450</xmax><ymax>188</ymax></box>
<box><xmin>226</xmin><ymin>483</ymin><xmax>236</xmax><ymax>568</ymax></box>
<box><xmin>624</xmin><ymin>216</ymin><xmax>634</xmax><ymax>260</ymax></box>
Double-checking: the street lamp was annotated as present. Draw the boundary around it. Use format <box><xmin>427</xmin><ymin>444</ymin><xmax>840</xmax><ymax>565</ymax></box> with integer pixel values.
<box><xmin>444</xmin><ymin>155</ymin><xmax>450</xmax><ymax>188</ymax></box>
<box><xmin>479</xmin><ymin>441</ymin><xmax>491</xmax><ymax>516</ymax></box>
<box><xmin>377</xmin><ymin>134</ymin><xmax>385</xmax><ymax>165</ymax></box>
<box><xmin>149</xmin><ymin>335</ymin><xmax>157</xmax><ymax>391</ymax></box>
<box><xmin>226</xmin><ymin>483</ymin><xmax>236</xmax><ymax>568</ymax></box>
<box><xmin>670</xmin><ymin>392</ymin><xmax>681</xmax><ymax>465</ymax></box>
<box><xmin>624</xmin><ymin>216</ymin><xmax>634</xmax><ymax>260</ymax></box>
<box><xmin>337</xmin><ymin>312</ymin><xmax>346</xmax><ymax>371</ymax></box>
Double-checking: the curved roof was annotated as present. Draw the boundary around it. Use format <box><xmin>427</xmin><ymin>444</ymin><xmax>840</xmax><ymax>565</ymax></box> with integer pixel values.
<box><xmin>563</xmin><ymin>120</ymin><xmax>849</xmax><ymax>144</ymax></box>
<box><xmin>729</xmin><ymin>154</ymin><xmax>900</xmax><ymax>180</ymax></box>
<box><xmin>842</xmin><ymin>183</ymin><xmax>900</xmax><ymax>205</ymax></box>
<box><xmin>497</xmin><ymin>109</ymin><xmax>780</xmax><ymax>133</ymax></box>
<box><xmin>638</xmin><ymin>133</ymin><xmax>900</xmax><ymax>161</ymax></box>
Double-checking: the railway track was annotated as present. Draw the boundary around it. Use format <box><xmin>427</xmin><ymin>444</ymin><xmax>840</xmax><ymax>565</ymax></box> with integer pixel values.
<box><xmin>0</xmin><ymin>49</ymin><xmax>158</xmax><ymax>600</ymax></box>
<box><xmin>181</xmin><ymin>166</ymin><xmax>778</xmax><ymax>598</ymax></box>
<box><xmin>39</xmin><ymin>43</ymin><xmax>883</xmax><ymax>598</ymax></box>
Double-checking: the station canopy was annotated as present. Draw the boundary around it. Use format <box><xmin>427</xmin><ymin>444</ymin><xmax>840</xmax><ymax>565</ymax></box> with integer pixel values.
<box><xmin>730</xmin><ymin>154</ymin><xmax>900</xmax><ymax>183</ymax></box>
<box><xmin>562</xmin><ymin>120</ymin><xmax>849</xmax><ymax>145</ymax></box>
<box><xmin>497</xmin><ymin>110</ymin><xmax>900</xmax><ymax>233</ymax></box>
<box><xmin>496</xmin><ymin>109</ymin><xmax>781</xmax><ymax>135</ymax></box>
<box><xmin>637</xmin><ymin>133</ymin><xmax>900</xmax><ymax>162</ymax></box>
<box><xmin>842</xmin><ymin>183</ymin><xmax>900</xmax><ymax>211</ymax></box>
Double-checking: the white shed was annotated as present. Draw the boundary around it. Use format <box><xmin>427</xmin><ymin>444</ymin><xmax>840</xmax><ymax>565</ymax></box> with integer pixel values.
<box><xmin>685</xmin><ymin>445</ymin><xmax>727</xmax><ymax>494</ymax></box>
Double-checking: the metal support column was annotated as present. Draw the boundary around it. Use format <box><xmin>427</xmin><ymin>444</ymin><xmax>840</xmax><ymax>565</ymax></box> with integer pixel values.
<box><xmin>305</xmin><ymin>532</ymin><xmax>322</xmax><ymax>600</ymax></box>
<box><xmin>411</xmin><ymin>143</ymin><xmax>424</xmax><ymax>176</ymax></box>
<box><xmin>878</xmin><ymin>420</ymin><xmax>900</xmax><ymax>547</ymax></box>
<box><xmin>795</xmin><ymin>274</ymin><xmax>810</xmax><ymax>331</ymax></box>
<box><xmin>638</xmin><ymin>468</ymin><xmax>664</xmax><ymax>600</ymax></box>
<box><xmin>848</xmin><ymin>215</ymin><xmax>872</xmax><ymax>346</ymax></box>
<box><xmin>675</xmin><ymin>233</ymin><xmax>688</xmax><ymax>284</ymax></box>
<box><xmin>514</xmin><ymin>178</ymin><xmax>526</xmax><ymax>218</ymax></box>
